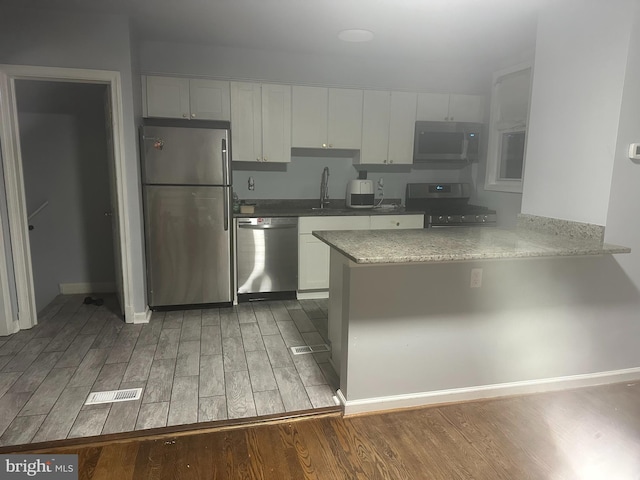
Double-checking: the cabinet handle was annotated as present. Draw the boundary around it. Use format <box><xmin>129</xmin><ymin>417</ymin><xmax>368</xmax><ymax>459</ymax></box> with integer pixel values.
<box><xmin>450</xmin><ymin>116</ymin><xmax>454</xmax><ymax>121</ymax></box>
<box><xmin>191</xmin><ymin>113</ymin><xmax>196</xmax><ymax>118</ymax></box>
<box><xmin>182</xmin><ymin>113</ymin><xmax>188</xmax><ymax>118</ymax></box>
<box><xmin>256</xmin><ymin>157</ymin><xmax>261</xmax><ymax>162</ymax></box>
<box><xmin>390</xmin><ymin>159</ymin><xmax>394</xmax><ymax>164</ymax></box>
<box><xmin>263</xmin><ymin>157</ymin><xmax>267</xmax><ymax>162</ymax></box>
<box><xmin>396</xmin><ymin>222</ymin><xmax>400</xmax><ymax>226</ymax></box>
<box><xmin>383</xmin><ymin>159</ymin><xmax>387</xmax><ymax>164</ymax></box>
<box><xmin>329</xmin><ymin>144</ymin><xmax>333</xmax><ymax>148</ymax></box>
<box><xmin>322</xmin><ymin>143</ymin><xmax>327</xmax><ymax>148</ymax></box>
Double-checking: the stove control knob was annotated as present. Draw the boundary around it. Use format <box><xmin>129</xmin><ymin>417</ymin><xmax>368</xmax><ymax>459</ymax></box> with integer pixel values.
<box><xmin>475</xmin><ymin>215</ymin><xmax>482</xmax><ymax>222</ymax></box>
<box><xmin>461</xmin><ymin>215</ymin><xmax>466</xmax><ymax>221</ymax></box>
<box><xmin>482</xmin><ymin>216</ymin><xmax>487</xmax><ymax>223</ymax></box>
<box><xmin>438</xmin><ymin>215</ymin><xmax>445</xmax><ymax>222</ymax></box>
<box><xmin>447</xmin><ymin>215</ymin><xmax>453</xmax><ymax>222</ymax></box>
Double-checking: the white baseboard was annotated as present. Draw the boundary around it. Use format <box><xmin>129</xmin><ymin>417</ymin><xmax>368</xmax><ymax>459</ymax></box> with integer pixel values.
<box><xmin>133</xmin><ymin>307</ymin><xmax>151</xmax><ymax>324</ymax></box>
<box><xmin>297</xmin><ymin>290</ymin><xmax>329</xmax><ymax>300</ymax></box>
<box><xmin>59</xmin><ymin>282</ymin><xmax>116</xmax><ymax>295</ymax></box>
<box><xmin>338</xmin><ymin>366</ymin><xmax>640</xmax><ymax>415</ymax></box>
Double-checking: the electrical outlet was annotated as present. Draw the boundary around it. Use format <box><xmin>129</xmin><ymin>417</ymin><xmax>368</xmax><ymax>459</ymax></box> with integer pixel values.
<box><xmin>470</xmin><ymin>268</ymin><xmax>483</xmax><ymax>288</ymax></box>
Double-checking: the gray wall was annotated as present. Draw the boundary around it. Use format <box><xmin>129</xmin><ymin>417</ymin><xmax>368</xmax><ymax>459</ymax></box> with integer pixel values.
<box><xmin>341</xmin><ymin>255</ymin><xmax>640</xmax><ymax>402</ymax></box>
<box><xmin>17</xmin><ymin>82</ymin><xmax>115</xmax><ymax>313</ymax></box>
<box><xmin>233</xmin><ymin>156</ymin><xmax>467</xmax><ymax>205</ymax></box>
<box><xmin>140</xmin><ymin>41</ymin><xmax>493</xmax><ymax>94</ymax></box>
<box><xmin>0</xmin><ymin>8</ymin><xmax>147</xmax><ymax>317</ymax></box>
<box><xmin>521</xmin><ymin>1</ymin><xmax>633</xmax><ymax>225</ymax></box>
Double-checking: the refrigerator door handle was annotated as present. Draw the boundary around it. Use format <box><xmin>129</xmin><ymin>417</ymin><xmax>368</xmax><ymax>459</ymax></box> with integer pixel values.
<box><xmin>223</xmin><ymin>189</ymin><xmax>229</xmax><ymax>231</ymax></box>
<box><xmin>222</xmin><ymin>136</ymin><xmax>230</xmax><ymax>232</ymax></box>
<box><xmin>222</xmin><ymin>137</ymin><xmax>230</xmax><ymax>186</ymax></box>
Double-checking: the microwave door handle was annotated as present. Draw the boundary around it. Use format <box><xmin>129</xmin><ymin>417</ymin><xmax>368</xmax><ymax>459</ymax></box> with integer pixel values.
<box><xmin>462</xmin><ymin>135</ymin><xmax>469</xmax><ymax>159</ymax></box>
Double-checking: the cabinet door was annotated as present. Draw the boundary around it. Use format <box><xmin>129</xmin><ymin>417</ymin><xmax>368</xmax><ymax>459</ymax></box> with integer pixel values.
<box><xmin>448</xmin><ymin>94</ymin><xmax>485</xmax><ymax>123</ymax></box>
<box><xmin>261</xmin><ymin>84</ymin><xmax>292</xmax><ymax>163</ymax></box>
<box><xmin>327</xmin><ymin>88</ymin><xmax>363</xmax><ymax>149</ymax></box>
<box><xmin>416</xmin><ymin>92</ymin><xmax>450</xmax><ymax>121</ymax></box>
<box><xmin>292</xmin><ymin>86</ymin><xmax>328</xmax><ymax>148</ymax></box>
<box><xmin>369</xmin><ymin>214</ymin><xmax>424</xmax><ymax>229</ymax></box>
<box><xmin>230</xmin><ymin>82</ymin><xmax>262</xmax><ymax>162</ymax></box>
<box><xmin>387</xmin><ymin>91</ymin><xmax>417</xmax><ymax>165</ymax></box>
<box><xmin>360</xmin><ymin>90</ymin><xmax>390</xmax><ymax>164</ymax></box>
<box><xmin>189</xmin><ymin>79</ymin><xmax>231</xmax><ymax>121</ymax></box>
<box><xmin>298</xmin><ymin>234</ymin><xmax>331</xmax><ymax>290</ymax></box>
<box><xmin>146</xmin><ymin>76</ymin><xmax>190</xmax><ymax>119</ymax></box>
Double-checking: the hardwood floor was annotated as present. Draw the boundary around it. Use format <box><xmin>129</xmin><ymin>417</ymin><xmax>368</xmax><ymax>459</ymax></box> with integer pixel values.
<box><xmin>5</xmin><ymin>381</ymin><xmax>640</xmax><ymax>479</ymax></box>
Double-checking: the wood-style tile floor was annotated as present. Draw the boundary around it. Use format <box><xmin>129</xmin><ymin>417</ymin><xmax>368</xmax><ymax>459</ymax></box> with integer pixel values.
<box><xmin>0</xmin><ymin>294</ymin><xmax>338</xmax><ymax>447</ymax></box>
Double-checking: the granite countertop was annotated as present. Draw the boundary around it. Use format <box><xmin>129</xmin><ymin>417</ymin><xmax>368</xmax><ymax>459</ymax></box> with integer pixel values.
<box><xmin>312</xmin><ymin>222</ymin><xmax>630</xmax><ymax>264</ymax></box>
<box><xmin>233</xmin><ymin>198</ymin><xmax>421</xmax><ymax>218</ymax></box>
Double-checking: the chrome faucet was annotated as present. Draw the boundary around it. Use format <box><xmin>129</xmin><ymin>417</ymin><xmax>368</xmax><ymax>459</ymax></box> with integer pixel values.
<box><xmin>320</xmin><ymin>167</ymin><xmax>330</xmax><ymax>208</ymax></box>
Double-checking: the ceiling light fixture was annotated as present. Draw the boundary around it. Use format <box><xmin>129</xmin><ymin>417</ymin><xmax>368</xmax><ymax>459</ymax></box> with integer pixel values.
<box><xmin>338</xmin><ymin>29</ymin><xmax>375</xmax><ymax>43</ymax></box>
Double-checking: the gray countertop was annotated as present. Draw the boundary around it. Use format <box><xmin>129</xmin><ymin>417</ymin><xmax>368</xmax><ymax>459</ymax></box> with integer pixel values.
<box><xmin>312</xmin><ymin>226</ymin><xmax>630</xmax><ymax>264</ymax></box>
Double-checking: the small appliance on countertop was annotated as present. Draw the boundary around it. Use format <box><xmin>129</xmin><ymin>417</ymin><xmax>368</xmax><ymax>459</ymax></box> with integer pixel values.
<box><xmin>346</xmin><ymin>179</ymin><xmax>375</xmax><ymax>209</ymax></box>
<box><xmin>405</xmin><ymin>182</ymin><xmax>497</xmax><ymax>227</ymax></box>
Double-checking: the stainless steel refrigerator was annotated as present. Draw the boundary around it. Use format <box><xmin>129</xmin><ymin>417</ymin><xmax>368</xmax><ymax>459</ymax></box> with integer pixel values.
<box><xmin>140</xmin><ymin>119</ymin><xmax>232</xmax><ymax>308</ymax></box>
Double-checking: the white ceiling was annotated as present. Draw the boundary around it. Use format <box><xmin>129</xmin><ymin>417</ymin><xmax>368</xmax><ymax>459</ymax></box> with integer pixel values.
<box><xmin>4</xmin><ymin>0</ymin><xmax>545</xmax><ymax>65</ymax></box>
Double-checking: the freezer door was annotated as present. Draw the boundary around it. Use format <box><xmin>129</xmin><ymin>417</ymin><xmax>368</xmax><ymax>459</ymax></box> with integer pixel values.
<box><xmin>144</xmin><ymin>185</ymin><xmax>232</xmax><ymax>306</ymax></box>
<box><xmin>141</xmin><ymin>125</ymin><xmax>230</xmax><ymax>185</ymax></box>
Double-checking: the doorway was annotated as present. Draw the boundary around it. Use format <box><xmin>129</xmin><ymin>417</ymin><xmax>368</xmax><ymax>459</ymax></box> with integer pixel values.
<box><xmin>14</xmin><ymin>80</ymin><xmax>120</xmax><ymax>315</ymax></box>
<box><xmin>0</xmin><ymin>65</ymin><xmax>133</xmax><ymax>333</ymax></box>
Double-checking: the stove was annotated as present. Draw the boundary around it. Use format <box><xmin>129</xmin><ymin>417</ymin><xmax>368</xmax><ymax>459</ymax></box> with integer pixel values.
<box><xmin>405</xmin><ymin>183</ymin><xmax>497</xmax><ymax>227</ymax></box>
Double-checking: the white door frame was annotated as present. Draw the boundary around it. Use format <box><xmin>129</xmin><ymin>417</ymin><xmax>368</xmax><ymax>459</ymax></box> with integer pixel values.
<box><xmin>0</xmin><ymin>64</ymin><xmax>134</xmax><ymax>331</ymax></box>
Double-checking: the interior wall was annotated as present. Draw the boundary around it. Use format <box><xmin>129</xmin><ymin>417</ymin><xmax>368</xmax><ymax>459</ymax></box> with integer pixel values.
<box><xmin>604</xmin><ymin>2</ymin><xmax>640</xmax><ymax>289</ymax></box>
<box><xmin>17</xmin><ymin>83</ymin><xmax>115</xmax><ymax>313</ymax></box>
<box><xmin>0</xmin><ymin>7</ymin><xmax>147</xmax><ymax>316</ymax></box>
<box><xmin>140</xmin><ymin>41</ymin><xmax>493</xmax><ymax>94</ymax></box>
<box><xmin>521</xmin><ymin>0</ymin><xmax>634</xmax><ymax>225</ymax></box>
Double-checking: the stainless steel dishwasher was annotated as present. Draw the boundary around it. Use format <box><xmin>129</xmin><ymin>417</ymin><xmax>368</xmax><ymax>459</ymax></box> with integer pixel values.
<box><xmin>236</xmin><ymin>217</ymin><xmax>298</xmax><ymax>301</ymax></box>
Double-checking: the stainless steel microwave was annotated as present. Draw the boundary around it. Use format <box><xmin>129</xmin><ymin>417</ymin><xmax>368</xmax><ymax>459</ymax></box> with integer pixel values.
<box><xmin>413</xmin><ymin>121</ymin><xmax>482</xmax><ymax>162</ymax></box>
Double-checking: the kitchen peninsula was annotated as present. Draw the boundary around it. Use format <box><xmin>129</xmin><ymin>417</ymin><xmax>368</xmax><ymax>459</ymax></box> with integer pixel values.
<box><xmin>315</xmin><ymin>215</ymin><xmax>631</xmax><ymax>414</ymax></box>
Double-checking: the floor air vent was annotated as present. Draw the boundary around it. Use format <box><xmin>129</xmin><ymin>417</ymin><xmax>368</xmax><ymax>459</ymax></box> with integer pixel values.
<box><xmin>290</xmin><ymin>344</ymin><xmax>330</xmax><ymax>355</ymax></box>
<box><xmin>85</xmin><ymin>388</ymin><xmax>142</xmax><ymax>405</ymax></box>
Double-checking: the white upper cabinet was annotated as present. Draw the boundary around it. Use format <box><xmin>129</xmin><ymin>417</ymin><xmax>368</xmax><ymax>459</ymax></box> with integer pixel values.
<box><xmin>292</xmin><ymin>86</ymin><xmax>328</xmax><ymax>148</ymax></box>
<box><xmin>360</xmin><ymin>90</ymin><xmax>391</xmax><ymax>164</ymax></box>
<box><xmin>388</xmin><ymin>91</ymin><xmax>418</xmax><ymax>165</ymax></box>
<box><xmin>145</xmin><ymin>76</ymin><xmax>230</xmax><ymax>121</ymax></box>
<box><xmin>189</xmin><ymin>79</ymin><xmax>231</xmax><ymax>120</ymax></box>
<box><xmin>261</xmin><ymin>84</ymin><xmax>292</xmax><ymax>163</ymax></box>
<box><xmin>145</xmin><ymin>76</ymin><xmax>190</xmax><ymax>119</ymax></box>
<box><xmin>230</xmin><ymin>82</ymin><xmax>291</xmax><ymax>163</ymax></box>
<box><xmin>327</xmin><ymin>88</ymin><xmax>363</xmax><ymax>149</ymax></box>
<box><xmin>417</xmin><ymin>93</ymin><xmax>484</xmax><ymax>123</ymax></box>
<box><xmin>360</xmin><ymin>90</ymin><xmax>416</xmax><ymax>165</ymax></box>
<box><xmin>230</xmin><ymin>82</ymin><xmax>262</xmax><ymax>162</ymax></box>
<box><xmin>448</xmin><ymin>94</ymin><xmax>485</xmax><ymax>122</ymax></box>
<box><xmin>292</xmin><ymin>86</ymin><xmax>362</xmax><ymax>150</ymax></box>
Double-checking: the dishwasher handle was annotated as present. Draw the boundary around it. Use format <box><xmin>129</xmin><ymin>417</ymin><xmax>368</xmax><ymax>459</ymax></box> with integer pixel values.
<box><xmin>237</xmin><ymin>223</ymin><xmax>297</xmax><ymax>230</ymax></box>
